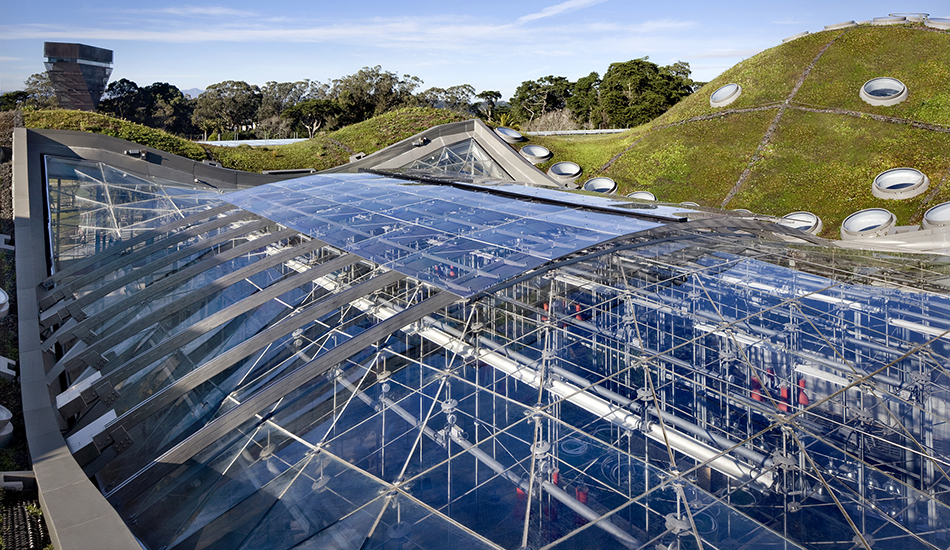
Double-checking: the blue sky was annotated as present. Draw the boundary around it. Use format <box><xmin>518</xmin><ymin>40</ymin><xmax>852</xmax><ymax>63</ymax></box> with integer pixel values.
<box><xmin>2</xmin><ymin>1</ymin><xmax>948</xmax><ymax>99</ymax></box>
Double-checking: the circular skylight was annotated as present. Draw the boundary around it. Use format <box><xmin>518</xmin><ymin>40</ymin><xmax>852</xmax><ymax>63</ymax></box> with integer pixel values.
<box><xmin>680</xmin><ymin>201</ymin><xmax>700</xmax><ymax>207</ymax></box>
<box><xmin>494</xmin><ymin>127</ymin><xmax>523</xmax><ymax>144</ymax></box>
<box><xmin>778</xmin><ymin>211</ymin><xmax>823</xmax><ymax>235</ymax></box>
<box><xmin>872</xmin><ymin>167</ymin><xmax>929</xmax><ymax>199</ymax></box>
<box><xmin>860</xmin><ymin>77</ymin><xmax>908</xmax><ymax>106</ymax></box>
<box><xmin>547</xmin><ymin>161</ymin><xmax>582</xmax><ymax>183</ymax></box>
<box><xmin>782</xmin><ymin>31</ymin><xmax>809</xmax><ymax>43</ymax></box>
<box><xmin>923</xmin><ymin>201</ymin><xmax>950</xmax><ymax>229</ymax></box>
<box><xmin>626</xmin><ymin>191</ymin><xmax>656</xmax><ymax>201</ymax></box>
<box><xmin>582</xmin><ymin>177</ymin><xmax>617</xmax><ymax>194</ymax></box>
<box><xmin>0</xmin><ymin>288</ymin><xmax>7</xmax><ymax>320</ymax></box>
<box><xmin>841</xmin><ymin>208</ymin><xmax>896</xmax><ymax>239</ymax></box>
<box><xmin>519</xmin><ymin>144</ymin><xmax>552</xmax><ymax>164</ymax></box>
<box><xmin>710</xmin><ymin>83</ymin><xmax>742</xmax><ymax>108</ymax></box>
<box><xmin>926</xmin><ymin>17</ymin><xmax>950</xmax><ymax>30</ymax></box>
<box><xmin>872</xmin><ymin>16</ymin><xmax>906</xmax><ymax>25</ymax></box>
<box><xmin>824</xmin><ymin>20</ymin><xmax>857</xmax><ymax>30</ymax></box>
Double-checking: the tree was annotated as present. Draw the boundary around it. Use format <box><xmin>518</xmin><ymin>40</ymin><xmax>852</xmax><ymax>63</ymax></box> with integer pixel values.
<box><xmin>329</xmin><ymin>66</ymin><xmax>422</xmax><ymax>125</ymax></box>
<box><xmin>509</xmin><ymin>76</ymin><xmax>573</xmax><ymax>123</ymax></box>
<box><xmin>282</xmin><ymin>99</ymin><xmax>340</xmax><ymax>138</ymax></box>
<box><xmin>599</xmin><ymin>58</ymin><xmax>695</xmax><ymax>128</ymax></box>
<box><xmin>142</xmin><ymin>83</ymin><xmax>193</xmax><ymax>134</ymax></box>
<box><xmin>22</xmin><ymin>73</ymin><xmax>58</xmax><ymax>109</ymax></box>
<box><xmin>98</xmin><ymin>78</ymin><xmax>144</xmax><ymax>120</ymax></box>
<box><xmin>192</xmin><ymin>81</ymin><xmax>261</xmax><ymax>140</ymax></box>
<box><xmin>418</xmin><ymin>84</ymin><xmax>475</xmax><ymax>113</ymax></box>
<box><xmin>257</xmin><ymin>80</ymin><xmax>311</xmax><ymax>121</ymax></box>
<box><xmin>0</xmin><ymin>91</ymin><xmax>29</xmax><ymax>111</ymax></box>
<box><xmin>474</xmin><ymin>90</ymin><xmax>502</xmax><ymax>122</ymax></box>
<box><xmin>566</xmin><ymin>72</ymin><xmax>603</xmax><ymax>128</ymax></box>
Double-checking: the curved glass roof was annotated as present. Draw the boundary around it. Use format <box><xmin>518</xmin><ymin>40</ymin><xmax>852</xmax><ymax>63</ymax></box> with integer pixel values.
<box><xmin>37</xmin><ymin>155</ymin><xmax>950</xmax><ymax>550</ymax></box>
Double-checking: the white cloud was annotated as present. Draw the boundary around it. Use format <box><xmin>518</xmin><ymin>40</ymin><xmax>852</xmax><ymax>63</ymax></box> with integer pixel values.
<box><xmin>517</xmin><ymin>0</ymin><xmax>609</xmax><ymax>24</ymax></box>
<box><xmin>159</xmin><ymin>5</ymin><xmax>259</xmax><ymax>17</ymax></box>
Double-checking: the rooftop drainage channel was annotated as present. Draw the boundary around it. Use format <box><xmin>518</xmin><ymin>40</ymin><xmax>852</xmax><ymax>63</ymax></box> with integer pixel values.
<box><xmin>860</xmin><ymin>77</ymin><xmax>907</xmax><ymax>106</ymax></box>
<box><xmin>872</xmin><ymin>168</ymin><xmax>929</xmax><ymax>200</ymax></box>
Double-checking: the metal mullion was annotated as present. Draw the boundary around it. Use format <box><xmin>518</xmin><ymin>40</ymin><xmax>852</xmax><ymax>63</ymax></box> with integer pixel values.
<box><xmin>63</xmin><ymin>218</ymin><xmax>273</xmax><ymax>316</ymax></box>
<box><xmin>50</xmin><ymin>210</ymin><xmax>258</xmax><ymax>300</ymax></box>
<box><xmin>57</xmin><ymin>255</ymin><xmax>358</xmax><ymax>417</ymax></box>
<box><xmin>107</xmin><ymin>290</ymin><xmax>459</xmax><ymax>506</ymax></box>
<box><xmin>78</xmin><ymin>254</ymin><xmax>362</xmax><ymax>395</ymax></box>
<box><xmin>45</xmin><ymin>228</ymin><xmax>307</xmax><ymax>352</ymax></box>
<box><xmin>82</xmin><ymin>270</ymin><xmax>406</xmax><ymax>472</ymax></box>
<box><xmin>42</xmin><ymin>203</ymin><xmax>236</xmax><ymax>286</ymax></box>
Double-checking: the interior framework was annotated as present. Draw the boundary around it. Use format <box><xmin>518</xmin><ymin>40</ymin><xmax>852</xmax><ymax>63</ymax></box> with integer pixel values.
<box><xmin>14</xmin><ymin>128</ymin><xmax>950</xmax><ymax>550</ymax></box>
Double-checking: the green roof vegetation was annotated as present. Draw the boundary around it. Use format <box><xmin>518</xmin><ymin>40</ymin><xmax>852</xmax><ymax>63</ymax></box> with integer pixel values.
<box><xmin>20</xmin><ymin>25</ymin><xmax>950</xmax><ymax>239</ymax></box>
<box><xmin>24</xmin><ymin>110</ymin><xmax>209</xmax><ymax>160</ymax></box>
<box><xmin>534</xmin><ymin>23</ymin><xmax>950</xmax><ymax>238</ymax></box>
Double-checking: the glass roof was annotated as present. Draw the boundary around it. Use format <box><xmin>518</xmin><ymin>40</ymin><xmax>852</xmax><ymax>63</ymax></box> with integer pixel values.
<box><xmin>38</xmin><ymin>155</ymin><xmax>950</xmax><ymax>550</ymax></box>
<box><xmin>402</xmin><ymin>138</ymin><xmax>510</xmax><ymax>181</ymax></box>
<box><xmin>221</xmin><ymin>173</ymin><xmax>662</xmax><ymax>296</ymax></box>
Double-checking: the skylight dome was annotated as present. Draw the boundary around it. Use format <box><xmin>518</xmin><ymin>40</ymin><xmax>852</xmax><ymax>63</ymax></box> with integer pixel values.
<box><xmin>582</xmin><ymin>177</ymin><xmax>617</xmax><ymax>193</ymax></box>
<box><xmin>626</xmin><ymin>190</ymin><xmax>656</xmax><ymax>201</ymax></box>
<box><xmin>494</xmin><ymin>126</ymin><xmax>523</xmax><ymax>143</ymax></box>
<box><xmin>841</xmin><ymin>207</ymin><xmax>896</xmax><ymax>239</ymax></box>
<box><xmin>778</xmin><ymin>211</ymin><xmax>824</xmax><ymax>235</ymax></box>
<box><xmin>519</xmin><ymin>144</ymin><xmax>552</xmax><ymax>164</ymax></box>
<box><xmin>860</xmin><ymin>77</ymin><xmax>908</xmax><ymax>106</ymax></box>
<box><xmin>872</xmin><ymin>167</ymin><xmax>929</xmax><ymax>199</ymax></box>
<box><xmin>923</xmin><ymin>201</ymin><xmax>950</xmax><ymax>229</ymax></box>
<box><xmin>710</xmin><ymin>83</ymin><xmax>742</xmax><ymax>107</ymax></box>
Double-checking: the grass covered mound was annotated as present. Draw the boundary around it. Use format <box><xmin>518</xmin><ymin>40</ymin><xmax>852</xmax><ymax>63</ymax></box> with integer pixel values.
<box><xmin>207</xmin><ymin>107</ymin><xmax>469</xmax><ymax>172</ymax></box>
<box><xmin>24</xmin><ymin>107</ymin><xmax>469</xmax><ymax>174</ymax></box>
<box><xmin>534</xmin><ymin>23</ymin><xmax>950</xmax><ymax>237</ymax></box>
<box><xmin>24</xmin><ymin>110</ymin><xmax>209</xmax><ymax>161</ymax></box>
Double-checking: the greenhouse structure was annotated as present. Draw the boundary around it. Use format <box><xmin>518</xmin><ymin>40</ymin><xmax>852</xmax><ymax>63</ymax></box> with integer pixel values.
<box><xmin>11</xmin><ymin>122</ymin><xmax>950</xmax><ymax>550</ymax></box>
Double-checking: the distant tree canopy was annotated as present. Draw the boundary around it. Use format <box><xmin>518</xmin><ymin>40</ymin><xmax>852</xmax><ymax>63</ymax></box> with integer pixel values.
<box><xmin>98</xmin><ymin>79</ymin><xmax>194</xmax><ymax>134</ymax></box>
<box><xmin>511</xmin><ymin>59</ymin><xmax>700</xmax><ymax>129</ymax></box>
<box><xmin>0</xmin><ymin>73</ymin><xmax>59</xmax><ymax>111</ymax></box>
<box><xmin>4</xmin><ymin>59</ymin><xmax>700</xmax><ymax>137</ymax></box>
<box><xmin>192</xmin><ymin>80</ymin><xmax>262</xmax><ymax>139</ymax></box>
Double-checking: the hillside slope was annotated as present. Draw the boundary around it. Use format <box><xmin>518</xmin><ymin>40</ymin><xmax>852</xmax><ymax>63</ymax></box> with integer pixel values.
<box><xmin>537</xmin><ymin>23</ymin><xmax>950</xmax><ymax>238</ymax></box>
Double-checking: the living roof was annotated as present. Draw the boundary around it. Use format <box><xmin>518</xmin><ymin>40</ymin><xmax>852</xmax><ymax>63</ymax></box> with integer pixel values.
<box><xmin>12</xmin><ymin>125</ymin><xmax>950</xmax><ymax>550</ymax></box>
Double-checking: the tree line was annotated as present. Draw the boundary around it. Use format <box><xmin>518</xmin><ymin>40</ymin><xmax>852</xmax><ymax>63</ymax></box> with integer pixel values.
<box><xmin>0</xmin><ymin>58</ymin><xmax>702</xmax><ymax>139</ymax></box>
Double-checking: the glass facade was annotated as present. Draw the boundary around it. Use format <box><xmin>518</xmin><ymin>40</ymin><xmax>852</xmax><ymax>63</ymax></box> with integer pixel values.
<box><xmin>39</xmin><ymin>156</ymin><xmax>950</xmax><ymax>550</ymax></box>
